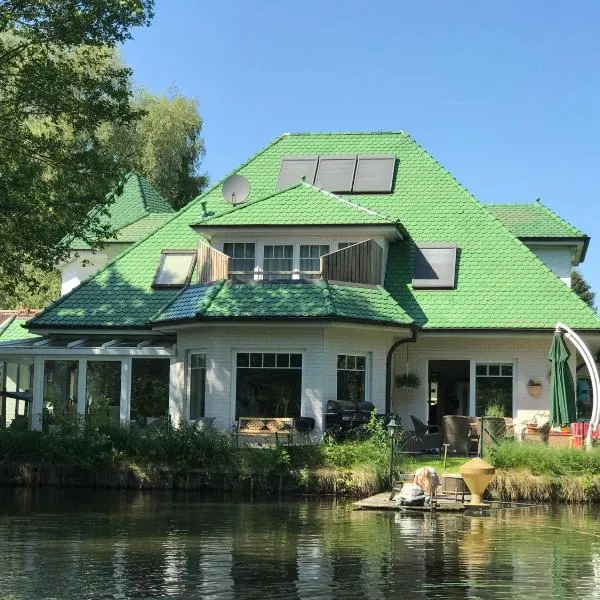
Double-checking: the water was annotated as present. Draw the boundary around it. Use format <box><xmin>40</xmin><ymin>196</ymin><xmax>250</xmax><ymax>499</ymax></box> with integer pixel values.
<box><xmin>1</xmin><ymin>489</ymin><xmax>600</xmax><ymax>599</ymax></box>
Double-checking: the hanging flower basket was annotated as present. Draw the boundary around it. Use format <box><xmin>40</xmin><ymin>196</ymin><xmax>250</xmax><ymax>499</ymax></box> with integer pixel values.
<box><xmin>527</xmin><ymin>379</ymin><xmax>543</xmax><ymax>397</ymax></box>
<box><xmin>395</xmin><ymin>372</ymin><xmax>421</xmax><ymax>390</ymax></box>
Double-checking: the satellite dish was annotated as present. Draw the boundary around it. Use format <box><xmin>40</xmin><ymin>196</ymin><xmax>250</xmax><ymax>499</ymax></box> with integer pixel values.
<box><xmin>222</xmin><ymin>174</ymin><xmax>250</xmax><ymax>205</ymax></box>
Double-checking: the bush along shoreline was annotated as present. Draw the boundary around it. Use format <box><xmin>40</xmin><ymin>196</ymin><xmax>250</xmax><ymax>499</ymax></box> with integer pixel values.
<box><xmin>3</xmin><ymin>417</ymin><xmax>600</xmax><ymax>502</ymax></box>
<box><xmin>0</xmin><ymin>414</ymin><xmax>393</xmax><ymax>497</ymax></box>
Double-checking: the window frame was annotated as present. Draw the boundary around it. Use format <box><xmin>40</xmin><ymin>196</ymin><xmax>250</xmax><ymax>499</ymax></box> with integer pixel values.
<box><xmin>152</xmin><ymin>249</ymin><xmax>197</xmax><ymax>289</ymax></box>
<box><xmin>336</xmin><ymin>353</ymin><xmax>370</xmax><ymax>403</ymax></box>
<box><xmin>474</xmin><ymin>361</ymin><xmax>514</xmax><ymax>417</ymax></box>
<box><xmin>187</xmin><ymin>351</ymin><xmax>207</xmax><ymax>421</ymax></box>
<box><xmin>299</xmin><ymin>244</ymin><xmax>330</xmax><ymax>277</ymax></box>
<box><xmin>232</xmin><ymin>349</ymin><xmax>305</xmax><ymax>420</ymax></box>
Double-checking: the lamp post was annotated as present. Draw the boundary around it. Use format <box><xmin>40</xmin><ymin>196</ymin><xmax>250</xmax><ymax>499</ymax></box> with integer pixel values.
<box><xmin>387</xmin><ymin>416</ymin><xmax>402</xmax><ymax>486</ymax></box>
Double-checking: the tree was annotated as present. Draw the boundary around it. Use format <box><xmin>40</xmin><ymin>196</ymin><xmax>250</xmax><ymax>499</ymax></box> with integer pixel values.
<box><xmin>100</xmin><ymin>88</ymin><xmax>208</xmax><ymax>209</ymax></box>
<box><xmin>0</xmin><ymin>0</ymin><xmax>154</xmax><ymax>296</ymax></box>
<box><xmin>572</xmin><ymin>270</ymin><xmax>596</xmax><ymax>312</ymax></box>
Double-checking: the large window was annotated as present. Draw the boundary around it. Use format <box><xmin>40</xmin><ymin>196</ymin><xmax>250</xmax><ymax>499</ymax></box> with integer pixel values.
<box><xmin>189</xmin><ymin>353</ymin><xmax>206</xmax><ymax>420</ymax></box>
<box><xmin>131</xmin><ymin>358</ymin><xmax>170</xmax><ymax>425</ymax></box>
<box><xmin>337</xmin><ymin>354</ymin><xmax>367</xmax><ymax>403</ymax></box>
<box><xmin>224</xmin><ymin>243</ymin><xmax>255</xmax><ymax>275</ymax></box>
<box><xmin>263</xmin><ymin>245</ymin><xmax>293</xmax><ymax>280</ymax></box>
<box><xmin>1</xmin><ymin>359</ymin><xmax>33</xmax><ymax>428</ymax></box>
<box><xmin>475</xmin><ymin>363</ymin><xmax>513</xmax><ymax>416</ymax></box>
<box><xmin>236</xmin><ymin>352</ymin><xmax>302</xmax><ymax>418</ymax></box>
<box><xmin>43</xmin><ymin>360</ymin><xmax>78</xmax><ymax>427</ymax></box>
<box><xmin>299</xmin><ymin>245</ymin><xmax>329</xmax><ymax>278</ymax></box>
<box><xmin>86</xmin><ymin>361</ymin><xmax>121</xmax><ymax>426</ymax></box>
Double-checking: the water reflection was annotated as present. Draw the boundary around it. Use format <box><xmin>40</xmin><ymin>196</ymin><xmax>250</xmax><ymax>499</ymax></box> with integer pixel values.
<box><xmin>2</xmin><ymin>490</ymin><xmax>600</xmax><ymax>599</ymax></box>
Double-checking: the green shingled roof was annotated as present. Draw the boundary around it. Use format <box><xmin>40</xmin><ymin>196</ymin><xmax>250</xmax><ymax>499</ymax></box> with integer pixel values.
<box><xmin>115</xmin><ymin>214</ymin><xmax>175</xmax><ymax>243</ymax></box>
<box><xmin>68</xmin><ymin>172</ymin><xmax>174</xmax><ymax>251</ymax></box>
<box><xmin>30</xmin><ymin>131</ymin><xmax>600</xmax><ymax>331</ymax></box>
<box><xmin>486</xmin><ymin>201</ymin><xmax>586</xmax><ymax>239</ymax></box>
<box><xmin>196</xmin><ymin>182</ymin><xmax>396</xmax><ymax>227</ymax></box>
<box><xmin>153</xmin><ymin>281</ymin><xmax>412</xmax><ymax>326</ymax></box>
<box><xmin>0</xmin><ymin>317</ymin><xmax>42</xmax><ymax>343</ymax></box>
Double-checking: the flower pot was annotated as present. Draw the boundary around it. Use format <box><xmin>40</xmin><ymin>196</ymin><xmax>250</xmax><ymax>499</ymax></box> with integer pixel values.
<box><xmin>527</xmin><ymin>385</ymin><xmax>542</xmax><ymax>398</ymax></box>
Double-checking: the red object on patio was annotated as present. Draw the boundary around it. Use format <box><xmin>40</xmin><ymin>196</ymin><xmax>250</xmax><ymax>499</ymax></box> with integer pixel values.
<box><xmin>571</xmin><ymin>422</ymin><xmax>600</xmax><ymax>448</ymax></box>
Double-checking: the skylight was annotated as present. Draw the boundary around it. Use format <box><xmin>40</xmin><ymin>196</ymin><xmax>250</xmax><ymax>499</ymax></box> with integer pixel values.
<box><xmin>152</xmin><ymin>250</ymin><xmax>196</xmax><ymax>288</ymax></box>
<box><xmin>412</xmin><ymin>243</ymin><xmax>457</xmax><ymax>289</ymax></box>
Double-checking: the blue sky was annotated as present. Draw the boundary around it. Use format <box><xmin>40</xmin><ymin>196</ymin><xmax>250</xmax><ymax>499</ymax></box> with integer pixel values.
<box><xmin>123</xmin><ymin>0</ymin><xmax>600</xmax><ymax>297</ymax></box>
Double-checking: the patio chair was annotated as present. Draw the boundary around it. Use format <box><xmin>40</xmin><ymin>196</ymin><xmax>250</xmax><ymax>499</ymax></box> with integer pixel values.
<box><xmin>442</xmin><ymin>415</ymin><xmax>471</xmax><ymax>455</ymax></box>
<box><xmin>407</xmin><ymin>415</ymin><xmax>442</xmax><ymax>453</ymax></box>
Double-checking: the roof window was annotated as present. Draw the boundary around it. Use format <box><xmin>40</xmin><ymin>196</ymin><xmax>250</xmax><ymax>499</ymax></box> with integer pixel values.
<box><xmin>412</xmin><ymin>243</ymin><xmax>457</xmax><ymax>289</ymax></box>
<box><xmin>152</xmin><ymin>250</ymin><xmax>196</xmax><ymax>288</ymax></box>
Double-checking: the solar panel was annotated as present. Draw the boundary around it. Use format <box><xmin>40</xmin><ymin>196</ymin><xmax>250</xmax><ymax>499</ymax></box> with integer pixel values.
<box><xmin>314</xmin><ymin>156</ymin><xmax>357</xmax><ymax>193</ymax></box>
<box><xmin>412</xmin><ymin>243</ymin><xmax>457</xmax><ymax>289</ymax></box>
<box><xmin>276</xmin><ymin>156</ymin><xmax>319</xmax><ymax>190</ymax></box>
<box><xmin>352</xmin><ymin>155</ymin><xmax>396</xmax><ymax>193</ymax></box>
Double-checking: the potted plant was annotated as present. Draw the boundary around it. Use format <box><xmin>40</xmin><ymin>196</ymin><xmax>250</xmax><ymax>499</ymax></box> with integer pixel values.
<box><xmin>395</xmin><ymin>372</ymin><xmax>421</xmax><ymax>390</ymax></box>
<box><xmin>527</xmin><ymin>378</ymin><xmax>543</xmax><ymax>397</ymax></box>
<box><xmin>521</xmin><ymin>411</ymin><xmax>550</xmax><ymax>436</ymax></box>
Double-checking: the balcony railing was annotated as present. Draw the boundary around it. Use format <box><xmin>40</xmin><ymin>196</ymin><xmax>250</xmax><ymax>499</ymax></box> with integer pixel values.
<box><xmin>197</xmin><ymin>239</ymin><xmax>383</xmax><ymax>286</ymax></box>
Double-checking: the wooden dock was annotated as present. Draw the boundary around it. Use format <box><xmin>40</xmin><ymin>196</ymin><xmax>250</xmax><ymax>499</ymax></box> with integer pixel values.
<box><xmin>354</xmin><ymin>492</ymin><xmax>466</xmax><ymax>512</ymax></box>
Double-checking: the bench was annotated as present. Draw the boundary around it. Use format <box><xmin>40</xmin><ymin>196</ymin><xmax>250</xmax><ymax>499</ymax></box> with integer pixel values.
<box><xmin>236</xmin><ymin>417</ymin><xmax>294</xmax><ymax>444</ymax></box>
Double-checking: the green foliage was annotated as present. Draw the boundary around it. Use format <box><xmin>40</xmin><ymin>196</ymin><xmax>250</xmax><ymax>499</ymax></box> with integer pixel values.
<box><xmin>487</xmin><ymin>440</ymin><xmax>600</xmax><ymax>476</ymax></box>
<box><xmin>572</xmin><ymin>270</ymin><xmax>596</xmax><ymax>312</ymax></box>
<box><xmin>100</xmin><ymin>89</ymin><xmax>208</xmax><ymax>209</ymax></box>
<box><xmin>0</xmin><ymin>1</ymin><xmax>154</xmax><ymax>295</ymax></box>
<box><xmin>483</xmin><ymin>402</ymin><xmax>506</xmax><ymax>417</ymax></box>
<box><xmin>0</xmin><ymin>413</ymin><xmax>395</xmax><ymax>495</ymax></box>
<box><xmin>395</xmin><ymin>372</ymin><xmax>421</xmax><ymax>390</ymax></box>
<box><xmin>0</xmin><ymin>264</ymin><xmax>60</xmax><ymax>309</ymax></box>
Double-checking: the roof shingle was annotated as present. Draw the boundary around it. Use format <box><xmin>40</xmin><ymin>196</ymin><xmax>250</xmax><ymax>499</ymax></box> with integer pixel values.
<box><xmin>30</xmin><ymin>131</ymin><xmax>600</xmax><ymax>331</ymax></box>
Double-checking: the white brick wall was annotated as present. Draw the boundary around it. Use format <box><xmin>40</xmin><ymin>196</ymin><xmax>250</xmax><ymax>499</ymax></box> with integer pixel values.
<box><xmin>174</xmin><ymin>324</ymin><xmax>394</xmax><ymax>433</ymax></box>
<box><xmin>392</xmin><ymin>332</ymin><xmax>575</xmax><ymax>432</ymax></box>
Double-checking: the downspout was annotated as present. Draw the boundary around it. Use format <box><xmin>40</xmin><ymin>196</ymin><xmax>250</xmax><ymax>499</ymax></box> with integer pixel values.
<box><xmin>385</xmin><ymin>327</ymin><xmax>417</xmax><ymax>414</ymax></box>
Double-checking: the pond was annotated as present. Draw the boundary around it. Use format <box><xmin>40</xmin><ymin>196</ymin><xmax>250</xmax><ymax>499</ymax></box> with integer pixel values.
<box><xmin>1</xmin><ymin>489</ymin><xmax>599</xmax><ymax>599</ymax></box>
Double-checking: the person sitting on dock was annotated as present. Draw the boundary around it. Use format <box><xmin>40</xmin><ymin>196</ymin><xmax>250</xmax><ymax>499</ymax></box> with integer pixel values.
<box><xmin>414</xmin><ymin>467</ymin><xmax>440</xmax><ymax>505</ymax></box>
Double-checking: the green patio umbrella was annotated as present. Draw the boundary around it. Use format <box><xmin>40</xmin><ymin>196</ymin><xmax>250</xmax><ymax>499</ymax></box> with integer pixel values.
<box><xmin>548</xmin><ymin>331</ymin><xmax>576</xmax><ymax>427</ymax></box>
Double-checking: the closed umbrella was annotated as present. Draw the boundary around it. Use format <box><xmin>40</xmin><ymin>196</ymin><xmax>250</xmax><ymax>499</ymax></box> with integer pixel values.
<box><xmin>548</xmin><ymin>331</ymin><xmax>576</xmax><ymax>427</ymax></box>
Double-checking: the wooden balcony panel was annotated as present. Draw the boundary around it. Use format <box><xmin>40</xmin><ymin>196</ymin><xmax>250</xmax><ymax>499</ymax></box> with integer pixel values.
<box><xmin>197</xmin><ymin>242</ymin><xmax>231</xmax><ymax>283</ymax></box>
<box><xmin>320</xmin><ymin>239</ymin><xmax>383</xmax><ymax>285</ymax></box>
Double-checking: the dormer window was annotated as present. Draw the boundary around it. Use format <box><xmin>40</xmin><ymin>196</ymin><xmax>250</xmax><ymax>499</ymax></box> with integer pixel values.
<box><xmin>152</xmin><ymin>250</ymin><xmax>196</xmax><ymax>288</ymax></box>
<box><xmin>300</xmin><ymin>245</ymin><xmax>329</xmax><ymax>278</ymax></box>
<box><xmin>263</xmin><ymin>245</ymin><xmax>293</xmax><ymax>280</ymax></box>
<box><xmin>223</xmin><ymin>243</ymin><xmax>255</xmax><ymax>277</ymax></box>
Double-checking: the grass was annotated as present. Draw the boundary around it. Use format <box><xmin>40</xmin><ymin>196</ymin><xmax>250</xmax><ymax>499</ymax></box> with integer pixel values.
<box><xmin>401</xmin><ymin>455</ymin><xmax>469</xmax><ymax>474</ymax></box>
<box><xmin>486</xmin><ymin>441</ymin><xmax>600</xmax><ymax>502</ymax></box>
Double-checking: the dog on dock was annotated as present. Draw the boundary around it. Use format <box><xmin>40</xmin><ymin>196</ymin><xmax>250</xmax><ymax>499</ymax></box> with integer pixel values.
<box><xmin>413</xmin><ymin>467</ymin><xmax>440</xmax><ymax>506</ymax></box>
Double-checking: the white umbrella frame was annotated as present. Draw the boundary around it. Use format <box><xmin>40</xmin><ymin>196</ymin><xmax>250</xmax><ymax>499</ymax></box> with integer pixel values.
<box><xmin>555</xmin><ymin>322</ymin><xmax>600</xmax><ymax>450</ymax></box>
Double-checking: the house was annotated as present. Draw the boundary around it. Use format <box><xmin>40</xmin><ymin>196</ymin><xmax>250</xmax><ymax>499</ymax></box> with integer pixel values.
<box><xmin>60</xmin><ymin>171</ymin><xmax>174</xmax><ymax>295</ymax></box>
<box><xmin>0</xmin><ymin>131</ymin><xmax>599</xmax><ymax>436</ymax></box>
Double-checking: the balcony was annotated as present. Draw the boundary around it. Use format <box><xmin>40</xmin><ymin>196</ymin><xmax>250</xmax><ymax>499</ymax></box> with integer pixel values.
<box><xmin>197</xmin><ymin>239</ymin><xmax>383</xmax><ymax>286</ymax></box>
